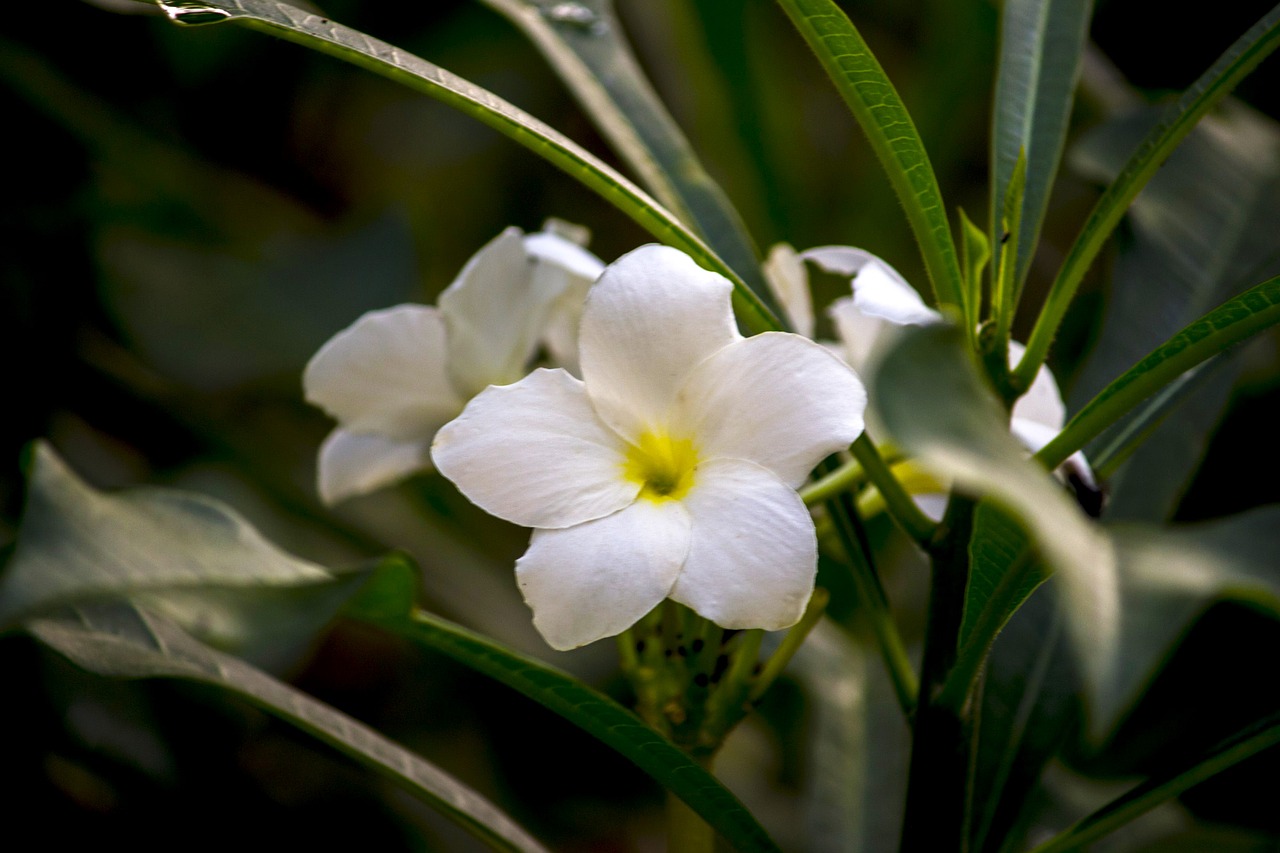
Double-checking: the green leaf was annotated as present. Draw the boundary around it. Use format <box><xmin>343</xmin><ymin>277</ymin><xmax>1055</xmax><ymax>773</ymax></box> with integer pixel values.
<box><xmin>773</xmin><ymin>0</ymin><xmax>967</xmax><ymax>317</ymax></box>
<box><xmin>872</xmin><ymin>324</ymin><xmax>1120</xmax><ymax>705</ymax></box>
<box><xmin>792</xmin><ymin>622</ymin><xmax>909</xmax><ymax>853</ymax></box>
<box><xmin>475</xmin><ymin>0</ymin><xmax>769</xmax><ymax>302</ymax></box>
<box><xmin>1037</xmin><ymin>273</ymin><xmax>1280</xmax><ymax>471</ymax></box>
<box><xmin>1015</xmin><ymin>3</ymin><xmax>1280</xmax><ymax>389</ymax></box>
<box><xmin>989</xmin><ymin>0</ymin><xmax>1094</xmax><ymax>289</ymax></box>
<box><xmin>149</xmin><ymin>0</ymin><xmax>781</xmax><ymax>334</ymax></box>
<box><xmin>1065</xmin><ymin>100</ymin><xmax>1280</xmax><ymax>520</ymax></box>
<box><xmin>959</xmin><ymin>207</ymin><xmax>990</xmax><ymax>322</ymax></box>
<box><xmin>0</xmin><ymin>442</ymin><xmax>344</xmax><ymax>663</ymax></box>
<box><xmin>27</xmin><ymin>603</ymin><xmax>548</xmax><ymax>853</ymax></box>
<box><xmin>344</xmin><ymin>565</ymin><xmax>783</xmax><ymax>853</ymax></box>
<box><xmin>992</xmin><ymin>149</ymin><xmax>1029</xmax><ymax>345</ymax></box>
<box><xmin>1028</xmin><ymin>709</ymin><xmax>1280</xmax><ymax>853</ymax></box>
<box><xmin>1096</xmin><ymin>508</ymin><xmax>1280</xmax><ymax>732</ymax></box>
<box><xmin>969</xmin><ymin>587</ymin><xmax>1078</xmax><ymax>853</ymax></box>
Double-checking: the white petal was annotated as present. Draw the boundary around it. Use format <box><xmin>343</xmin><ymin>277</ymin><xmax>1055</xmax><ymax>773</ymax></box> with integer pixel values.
<box><xmin>763</xmin><ymin>243</ymin><xmax>814</xmax><ymax>338</ymax></box>
<box><xmin>516</xmin><ymin>501</ymin><xmax>690</xmax><ymax>650</ymax></box>
<box><xmin>580</xmin><ymin>245</ymin><xmax>741</xmax><ymax>440</ymax></box>
<box><xmin>439</xmin><ymin>228</ymin><xmax>562</xmax><ymax>396</ymax></box>
<box><xmin>672</xmin><ymin>333</ymin><xmax>866</xmax><ymax>486</ymax></box>
<box><xmin>304</xmin><ymin>305</ymin><xmax>462</xmax><ymax>441</ymax></box>
<box><xmin>431</xmin><ymin>368</ymin><xmax>638</xmax><ymax>529</ymax></box>
<box><xmin>670</xmin><ymin>459</ymin><xmax>817</xmax><ymax>630</ymax></box>
<box><xmin>829</xmin><ymin>295</ymin><xmax>898</xmax><ymax>371</ymax></box>
<box><xmin>1008</xmin><ymin>341</ymin><xmax>1067</xmax><ymax>431</ymax></box>
<box><xmin>541</xmin><ymin>274</ymin><xmax>593</xmax><ymax>376</ymax></box>
<box><xmin>803</xmin><ymin>245</ymin><xmax>940</xmax><ymax>326</ymax></box>
<box><xmin>1009</xmin><ymin>418</ymin><xmax>1097</xmax><ymax>493</ymax></box>
<box><xmin>317</xmin><ymin>429</ymin><xmax>432</xmax><ymax>505</ymax></box>
<box><xmin>524</xmin><ymin>231</ymin><xmax>606</xmax><ymax>282</ymax></box>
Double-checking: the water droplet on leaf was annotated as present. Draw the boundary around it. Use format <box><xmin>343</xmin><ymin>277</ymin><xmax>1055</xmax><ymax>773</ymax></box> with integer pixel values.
<box><xmin>543</xmin><ymin>2</ymin><xmax>597</xmax><ymax>27</ymax></box>
<box><xmin>158</xmin><ymin>1</ymin><xmax>232</xmax><ymax>25</ymax></box>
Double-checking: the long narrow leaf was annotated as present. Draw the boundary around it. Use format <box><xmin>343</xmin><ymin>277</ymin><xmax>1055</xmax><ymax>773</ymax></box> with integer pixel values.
<box><xmin>476</xmin><ymin>0</ymin><xmax>768</xmax><ymax>299</ymax></box>
<box><xmin>1028</xmin><ymin>711</ymin><xmax>1280</xmax><ymax>853</ymax></box>
<box><xmin>148</xmin><ymin>0</ymin><xmax>781</xmax><ymax>333</ymax></box>
<box><xmin>28</xmin><ymin>604</ymin><xmax>549</xmax><ymax>853</ymax></box>
<box><xmin>990</xmin><ymin>0</ymin><xmax>1094</xmax><ymax>289</ymax></box>
<box><xmin>345</xmin><ymin>562</ymin><xmax>782</xmax><ymax>853</ymax></box>
<box><xmin>1037</xmin><ymin>273</ymin><xmax>1280</xmax><ymax>469</ymax></box>
<box><xmin>1015</xmin><ymin>3</ymin><xmax>1280</xmax><ymax>389</ymax></box>
<box><xmin>774</xmin><ymin>0</ymin><xmax>967</xmax><ymax>316</ymax></box>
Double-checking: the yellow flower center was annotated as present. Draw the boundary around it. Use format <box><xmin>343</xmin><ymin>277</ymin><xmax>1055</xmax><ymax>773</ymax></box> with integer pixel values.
<box><xmin>622</xmin><ymin>432</ymin><xmax>698</xmax><ymax>502</ymax></box>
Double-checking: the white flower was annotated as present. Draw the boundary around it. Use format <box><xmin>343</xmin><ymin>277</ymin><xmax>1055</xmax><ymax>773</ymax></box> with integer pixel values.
<box><xmin>304</xmin><ymin>225</ymin><xmax>604</xmax><ymax>504</ymax></box>
<box><xmin>765</xmin><ymin>243</ymin><xmax>1096</xmax><ymax>517</ymax></box>
<box><xmin>431</xmin><ymin>245</ymin><xmax>867</xmax><ymax>650</ymax></box>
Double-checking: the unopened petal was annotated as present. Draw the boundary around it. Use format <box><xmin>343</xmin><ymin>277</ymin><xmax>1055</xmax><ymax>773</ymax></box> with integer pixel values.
<box><xmin>829</xmin><ymin>295</ymin><xmax>896</xmax><ymax>371</ymax></box>
<box><xmin>1008</xmin><ymin>341</ymin><xmax>1067</xmax><ymax>431</ymax></box>
<box><xmin>516</xmin><ymin>501</ymin><xmax>690</xmax><ymax>649</ymax></box>
<box><xmin>317</xmin><ymin>429</ymin><xmax>433</xmax><ymax>505</ymax></box>
<box><xmin>440</xmin><ymin>228</ymin><xmax>562</xmax><ymax>396</ymax></box>
<box><xmin>763</xmin><ymin>243</ymin><xmax>814</xmax><ymax>338</ymax></box>
<box><xmin>580</xmin><ymin>245</ymin><xmax>741</xmax><ymax>440</ymax></box>
<box><xmin>670</xmin><ymin>459</ymin><xmax>817</xmax><ymax>630</ymax></box>
<box><xmin>431</xmin><ymin>368</ymin><xmax>638</xmax><ymax>529</ymax></box>
<box><xmin>304</xmin><ymin>305</ymin><xmax>462</xmax><ymax>441</ymax></box>
<box><xmin>672</xmin><ymin>333</ymin><xmax>866</xmax><ymax>486</ymax></box>
<box><xmin>528</xmin><ymin>231</ymin><xmax>604</xmax><ymax>377</ymax></box>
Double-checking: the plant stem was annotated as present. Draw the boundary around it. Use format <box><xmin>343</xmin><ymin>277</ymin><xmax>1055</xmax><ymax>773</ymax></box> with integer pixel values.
<box><xmin>850</xmin><ymin>435</ymin><xmax>939</xmax><ymax>546</ymax></box>
<box><xmin>899</xmin><ymin>496</ymin><xmax>975</xmax><ymax>852</ymax></box>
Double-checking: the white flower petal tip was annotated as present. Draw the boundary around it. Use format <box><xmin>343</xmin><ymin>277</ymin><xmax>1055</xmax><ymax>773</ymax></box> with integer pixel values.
<box><xmin>524</xmin><ymin>231</ymin><xmax>606</xmax><ymax>281</ymax></box>
<box><xmin>317</xmin><ymin>429</ymin><xmax>433</xmax><ymax>505</ymax></box>
<box><xmin>580</xmin><ymin>244</ymin><xmax>742</xmax><ymax>439</ymax></box>
<box><xmin>430</xmin><ymin>368</ymin><xmax>639</xmax><ymax>530</ymax></box>
<box><xmin>303</xmin><ymin>305</ymin><xmax>462</xmax><ymax>441</ymax></box>
<box><xmin>671</xmin><ymin>460</ymin><xmax>818</xmax><ymax>631</ymax></box>
<box><xmin>517</xmin><ymin>501</ymin><xmax>690</xmax><ymax>649</ymax></box>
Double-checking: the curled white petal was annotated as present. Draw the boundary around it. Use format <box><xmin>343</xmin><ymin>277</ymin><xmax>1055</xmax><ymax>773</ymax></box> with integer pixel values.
<box><xmin>803</xmin><ymin>245</ymin><xmax>939</xmax><ymax>326</ymax></box>
<box><xmin>672</xmin><ymin>332</ymin><xmax>866</xmax><ymax>486</ymax></box>
<box><xmin>516</xmin><ymin>501</ymin><xmax>690</xmax><ymax>650</ymax></box>
<box><xmin>670</xmin><ymin>459</ymin><xmax>818</xmax><ymax>630</ymax></box>
<box><xmin>431</xmin><ymin>368</ymin><xmax>638</xmax><ymax>529</ymax></box>
<box><xmin>580</xmin><ymin>245</ymin><xmax>741</xmax><ymax>440</ymax></box>
<box><xmin>303</xmin><ymin>305</ymin><xmax>462</xmax><ymax>441</ymax></box>
<box><xmin>439</xmin><ymin>228</ymin><xmax>563</xmax><ymax>396</ymax></box>
<box><xmin>317</xmin><ymin>429</ymin><xmax>432</xmax><ymax>505</ymax></box>
<box><xmin>829</xmin><ymin>295</ymin><xmax>898</xmax><ymax>371</ymax></box>
<box><xmin>763</xmin><ymin>243</ymin><xmax>814</xmax><ymax>338</ymax></box>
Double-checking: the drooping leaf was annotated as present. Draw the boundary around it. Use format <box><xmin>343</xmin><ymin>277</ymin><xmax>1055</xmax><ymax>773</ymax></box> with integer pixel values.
<box><xmin>875</xmin><ymin>327</ymin><xmax>1280</xmax><ymax>740</ymax></box>
<box><xmin>146</xmin><ymin>0</ymin><xmax>781</xmax><ymax>333</ymax></box>
<box><xmin>773</xmin><ymin>0</ymin><xmax>967</xmax><ymax>317</ymax></box>
<box><xmin>1097</xmin><ymin>507</ymin><xmax>1280</xmax><ymax>732</ymax></box>
<box><xmin>872</xmin><ymin>323</ymin><xmax>1120</xmax><ymax>702</ymax></box>
<box><xmin>476</xmin><ymin>0</ymin><xmax>768</xmax><ymax>301</ymax></box>
<box><xmin>990</xmin><ymin>0</ymin><xmax>1094</xmax><ymax>288</ymax></box>
<box><xmin>344</xmin><ymin>562</ymin><xmax>783</xmax><ymax>853</ymax></box>
<box><xmin>1015</xmin><ymin>4</ymin><xmax>1280</xmax><ymax>389</ymax></box>
<box><xmin>27</xmin><ymin>603</ymin><xmax>549</xmax><ymax>853</ymax></box>
<box><xmin>0</xmin><ymin>442</ymin><xmax>346</xmax><ymax>670</ymax></box>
